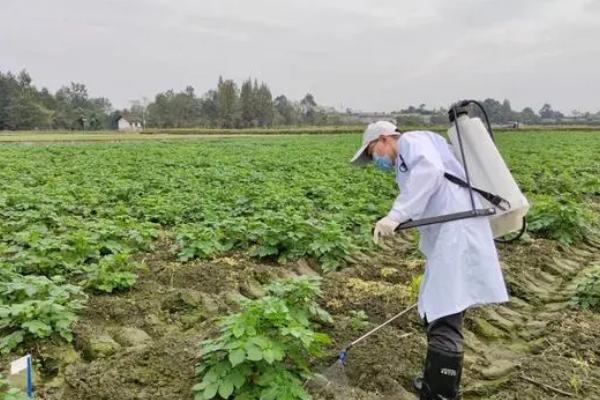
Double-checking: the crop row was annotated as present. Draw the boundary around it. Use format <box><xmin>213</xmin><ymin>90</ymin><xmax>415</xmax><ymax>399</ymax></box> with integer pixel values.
<box><xmin>0</xmin><ymin>131</ymin><xmax>598</xmax><ymax>354</ymax></box>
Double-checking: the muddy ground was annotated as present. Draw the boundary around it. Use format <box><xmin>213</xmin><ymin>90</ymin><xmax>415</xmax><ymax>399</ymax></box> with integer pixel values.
<box><xmin>6</xmin><ymin>229</ymin><xmax>600</xmax><ymax>400</ymax></box>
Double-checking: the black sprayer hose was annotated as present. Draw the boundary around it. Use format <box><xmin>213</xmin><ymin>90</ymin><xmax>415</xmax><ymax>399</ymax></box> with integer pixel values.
<box><xmin>457</xmin><ymin>99</ymin><xmax>495</xmax><ymax>142</ymax></box>
<box><xmin>470</xmin><ymin>100</ymin><xmax>495</xmax><ymax>142</ymax></box>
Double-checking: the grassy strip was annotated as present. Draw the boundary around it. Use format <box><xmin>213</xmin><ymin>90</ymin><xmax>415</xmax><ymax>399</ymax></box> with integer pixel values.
<box><xmin>0</xmin><ymin>126</ymin><xmax>366</xmax><ymax>137</ymax></box>
<box><xmin>141</xmin><ymin>126</ymin><xmax>365</xmax><ymax>135</ymax></box>
<box><xmin>1</xmin><ymin>126</ymin><xmax>600</xmax><ymax>144</ymax></box>
<box><xmin>142</xmin><ymin>125</ymin><xmax>600</xmax><ymax>134</ymax></box>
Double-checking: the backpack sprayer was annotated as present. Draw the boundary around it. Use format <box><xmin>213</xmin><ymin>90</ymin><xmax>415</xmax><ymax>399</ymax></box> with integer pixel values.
<box><xmin>396</xmin><ymin>100</ymin><xmax>529</xmax><ymax>240</ymax></box>
<box><xmin>309</xmin><ymin>101</ymin><xmax>529</xmax><ymax>395</ymax></box>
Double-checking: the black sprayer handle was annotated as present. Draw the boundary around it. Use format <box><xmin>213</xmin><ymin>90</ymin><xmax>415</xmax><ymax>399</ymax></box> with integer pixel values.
<box><xmin>392</xmin><ymin>209</ymin><xmax>496</xmax><ymax>232</ymax></box>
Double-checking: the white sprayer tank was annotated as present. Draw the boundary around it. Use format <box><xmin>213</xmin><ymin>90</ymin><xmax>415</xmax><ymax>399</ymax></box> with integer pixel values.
<box><xmin>447</xmin><ymin>115</ymin><xmax>529</xmax><ymax>238</ymax></box>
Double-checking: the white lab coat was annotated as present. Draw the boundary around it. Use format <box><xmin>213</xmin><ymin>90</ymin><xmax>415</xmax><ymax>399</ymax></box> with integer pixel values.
<box><xmin>387</xmin><ymin>131</ymin><xmax>509</xmax><ymax>322</ymax></box>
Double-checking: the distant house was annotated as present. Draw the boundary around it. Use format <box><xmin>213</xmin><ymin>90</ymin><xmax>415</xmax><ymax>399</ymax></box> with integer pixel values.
<box><xmin>117</xmin><ymin>116</ymin><xmax>142</xmax><ymax>132</ymax></box>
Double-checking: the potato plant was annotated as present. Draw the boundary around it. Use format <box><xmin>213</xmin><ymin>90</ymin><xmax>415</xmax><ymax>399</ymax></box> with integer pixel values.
<box><xmin>0</xmin><ymin>268</ymin><xmax>86</xmax><ymax>353</ymax></box>
<box><xmin>572</xmin><ymin>267</ymin><xmax>600</xmax><ymax>311</ymax></box>
<box><xmin>193</xmin><ymin>277</ymin><xmax>331</xmax><ymax>400</ymax></box>
<box><xmin>80</xmin><ymin>252</ymin><xmax>143</xmax><ymax>293</ymax></box>
<box><xmin>0</xmin><ymin>130</ymin><xmax>597</xmax><ymax>357</ymax></box>
<box><xmin>527</xmin><ymin>196</ymin><xmax>595</xmax><ymax>245</ymax></box>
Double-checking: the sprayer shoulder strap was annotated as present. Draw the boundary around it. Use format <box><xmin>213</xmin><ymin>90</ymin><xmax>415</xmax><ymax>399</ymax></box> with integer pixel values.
<box><xmin>444</xmin><ymin>173</ymin><xmax>510</xmax><ymax>211</ymax></box>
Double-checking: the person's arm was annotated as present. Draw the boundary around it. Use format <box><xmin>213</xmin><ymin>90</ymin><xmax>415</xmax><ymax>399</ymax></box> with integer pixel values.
<box><xmin>387</xmin><ymin>138</ymin><xmax>445</xmax><ymax>222</ymax></box>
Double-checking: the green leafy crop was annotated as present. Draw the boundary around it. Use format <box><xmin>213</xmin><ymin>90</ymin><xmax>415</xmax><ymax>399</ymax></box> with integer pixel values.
<box><xmin>80</xmin><ymin>252</ymin><xmax>143</xmax><ymax>293</ymax></box>
<box><xmin>0</xmin><ymin>268</ymin><xmax>86</xmax><ymax>353</ymax></box>
<box><xmin>348</xmin><ymin>310</ymin><xmax>369</xmax><ymax>331</ymax></box>
<box><xmin>193</xmin><ymin>276</ymin><xmax>331</xmax><ymax>400</ymax></box>
<box><xmin>0</xmin><ymin>130</ymin><xmax>598</xmax><ymax>358</ymax></box>
<box><xmin>571</xmin><ymin>267</ymin><xmax>600</xmax><ymax>311</ymax></box>
<box><xmin>527</xmin><ymin>196</ymin><xmax>595</xmax><ymax>245</ymax></box>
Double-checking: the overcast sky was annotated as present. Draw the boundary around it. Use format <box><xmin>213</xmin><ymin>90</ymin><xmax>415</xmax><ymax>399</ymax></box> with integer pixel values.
<box><xmin>2</xmin><ymin>0</ymin><xmax>599</xmax><ymax>113</ymax></box>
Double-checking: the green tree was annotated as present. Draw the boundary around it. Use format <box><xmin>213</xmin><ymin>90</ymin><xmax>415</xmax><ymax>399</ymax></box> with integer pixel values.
<box><xmin>539</xmin><ymin>103</ymin><xmax>555</xmax><ymax>119</ymax></box>
<box><xmin>481</xmin><ymin>98</ymin><xmax>503</xmax><ymax>124</ymax></box>
<box><xmin>300</xmin><ymin>93</ymin><xmax>317</xmax><ymax>124</ymax></box>
<box><xmin>147</xmin><ymin>90</ymin><xmax>176</xmax><ymax>128</ymax></box>
<box><xmin>216</xmin><ymin>77</ymin><xmax>240</xmax><ymax>128</ymax></box>
<box><xmin>274</xmin><ymin>95</ymin><xmax>296</xmax><ymax>125</ymax></box>
<box><xmin>499</xmin><ymin>99</ymin><xmax>514</xmax><ymax>123</ymax></box>
<box><xmin>200</xmin><ymin>90</ymin><xmax>219</xmax><ymax>126</ymax></box>
<box><xmin>54</xmin><ymin>82</ymin><xmax>112</xmax><ymax>129</ymax></box>
<box><xmin>255</xmin><ymin>82</ymin><xmax>274</xmax><ymax>127</ymax></box>
<box><xmin>0</xmin><ymin>70</ymin><xmax>52</xmax><ymax>130</ymax></box>
<box><xmin>4</xmin><ymin>94</ymin><xmax>52</xmax><ymax>130</ymax></box>
<box><xmin>171</xmin><ymin>86</ymin><xmax>201</xmax><ymax>127</ymax></box>
<box><xmin>518</xmin><ymin>107</ymin><xmax>540</xmax><ymax>124</ymax></box>
<box><xmin>0</xmin><ymin>69</ymin><xmax>112</xmax><ymax>130</ymax></box>
<box><xmin>125</xmin><ymin>98</ymin><xmax>149</xmax><ymax>128</ymax></box>
<box><xmin>240</xmin><ymin>78</ymin><xmax>256</xmax><ymax>127</ymax></box>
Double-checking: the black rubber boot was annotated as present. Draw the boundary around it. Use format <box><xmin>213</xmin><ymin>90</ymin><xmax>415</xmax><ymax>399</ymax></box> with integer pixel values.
<box><xmin>415</xmin><ymin>346</ymin><xmax>463</xmax><ymax>400</ymax></box>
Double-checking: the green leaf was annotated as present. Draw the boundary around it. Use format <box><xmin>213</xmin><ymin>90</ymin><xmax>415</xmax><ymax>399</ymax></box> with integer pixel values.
<box><xmin>218</xmin><ymin>380</ymin><xmax>234</xmax><ymax>398</ymax></box>
<box><xmin>229</xmin><ymin>370</ymin><xmax>246</xmax><ymax>389</ymax></box>
<box><xmin>0</xmin><ymin>331</ymin><xmax>24</xmax><ymax>353</ymax></box>
<box><xmin>21</xmin><ymin>320</ymin><xmax>52</xmax><ymax>337</ymax></box>
<box><xmin>193</xmin><ymin>381</ymin><xmax>209</xmax><ymax>391</ymax></box>
<box><xmin>232</xmin><ymin>324</ymin><xmax>245</xmax><ymax>338</ymax></box>
<box><xmin>249</xmin><ymin>335</ymin><xmax>270</xmax><ymax>349</ymax></box>
<box><xmin>245</xmin><ymin>343</ymin><xmax>263</xmax><ymax>361</ymax></box>
<box><xmin>194</xmin><ymin>393</ymin><xmax>205</xmax><ymax>400</ymax></box>
<box><xmin>228</xmin><ymin>348</ymin><xmax>246</xmax><ymax>367</ymax></box>
<box><xmin>262</xmin><ymin>349</ymin><xmax>275</xmax><ymax>364</ymax></box>
<box><xmin>204</xmin><ymin>382</ymin><xmax>219</xmax><ymax>399</ymax></box>
<box><xmin>204</xmin><ymin>367</ymin><xmax>221</xmax><ymax>383</ymax></box>
<box><xmin>270</xmin><ymin>344</ymin><xmax>285</xmax><ymax>361</ymax></box>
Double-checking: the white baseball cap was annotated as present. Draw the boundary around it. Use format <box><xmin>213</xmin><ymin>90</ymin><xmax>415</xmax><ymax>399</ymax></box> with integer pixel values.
<box><xmin>350</xmin><ymin>121</ymin><xmax>399</xmax><ymax>165</ymax></box>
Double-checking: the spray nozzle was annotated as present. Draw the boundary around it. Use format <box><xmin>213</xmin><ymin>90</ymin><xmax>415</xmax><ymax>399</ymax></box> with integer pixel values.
<box><xmin>336</xmin><ymin>345</ymin><xmax>352</xmax><ymax>365</ymax></box>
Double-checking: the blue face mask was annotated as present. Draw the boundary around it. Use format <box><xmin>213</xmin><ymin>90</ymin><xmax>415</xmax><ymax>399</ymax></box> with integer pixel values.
<box><xmin>372</xmin><ymin>154</ymin><xmax>394</xmax><ymax>171</ymax></box>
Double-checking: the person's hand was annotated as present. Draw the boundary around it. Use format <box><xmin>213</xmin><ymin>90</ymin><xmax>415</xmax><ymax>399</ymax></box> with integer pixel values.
<box><xmin>373</xmin><ymin>216</ymin><xmax>400</xmax><ymax>245</ymax></box>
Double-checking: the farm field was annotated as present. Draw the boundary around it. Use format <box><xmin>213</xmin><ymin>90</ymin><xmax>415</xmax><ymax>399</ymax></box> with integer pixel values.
<box><xmin>1</xmin><ymin>130</ymin><xmax>600</xmax><ymax>399</ymax></box>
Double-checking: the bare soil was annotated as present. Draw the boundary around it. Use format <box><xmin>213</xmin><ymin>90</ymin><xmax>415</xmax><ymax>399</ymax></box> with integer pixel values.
<box><xmin>12</xmin><ymin>230</ymin><xmax>600</xmax><ymax>400</ymax></box>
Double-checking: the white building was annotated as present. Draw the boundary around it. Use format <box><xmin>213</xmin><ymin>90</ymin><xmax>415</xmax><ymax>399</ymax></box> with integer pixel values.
<box><xmin>117</xmin><ymin>116</ymin><xmax>142</xmax><ymax>132</ymax></box>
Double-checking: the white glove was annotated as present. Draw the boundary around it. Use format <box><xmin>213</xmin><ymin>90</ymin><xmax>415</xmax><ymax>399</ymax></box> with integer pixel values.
<box><xmin>373</xmin><ymin>216</ymin><xmax>400</xmax><ymax>245</ymax></box>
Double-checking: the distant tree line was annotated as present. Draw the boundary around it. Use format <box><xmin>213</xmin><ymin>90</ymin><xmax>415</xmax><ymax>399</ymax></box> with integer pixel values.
<box><xmin>0</xmin><ymin>70</ymin><xmax>344</xmax><ymax>131</ymax></box>
<box><xmin>395</xmin><ymin>98</ymin><xmax>597</xmax><ymax>127</ymax></box>
<box><xmin>140</xmin><ymin>77</ymin><xmax>343</xmax><ymax>129</ymax></box>
<box><xmin>0</xmin><ymin>70</ymin><xmax>113</xmax><ymax>130</ymax></box>
<box><xmin>2</xmin><ymin>68</ymin><xmax>600</xmax><ymax>131</ymax></box>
